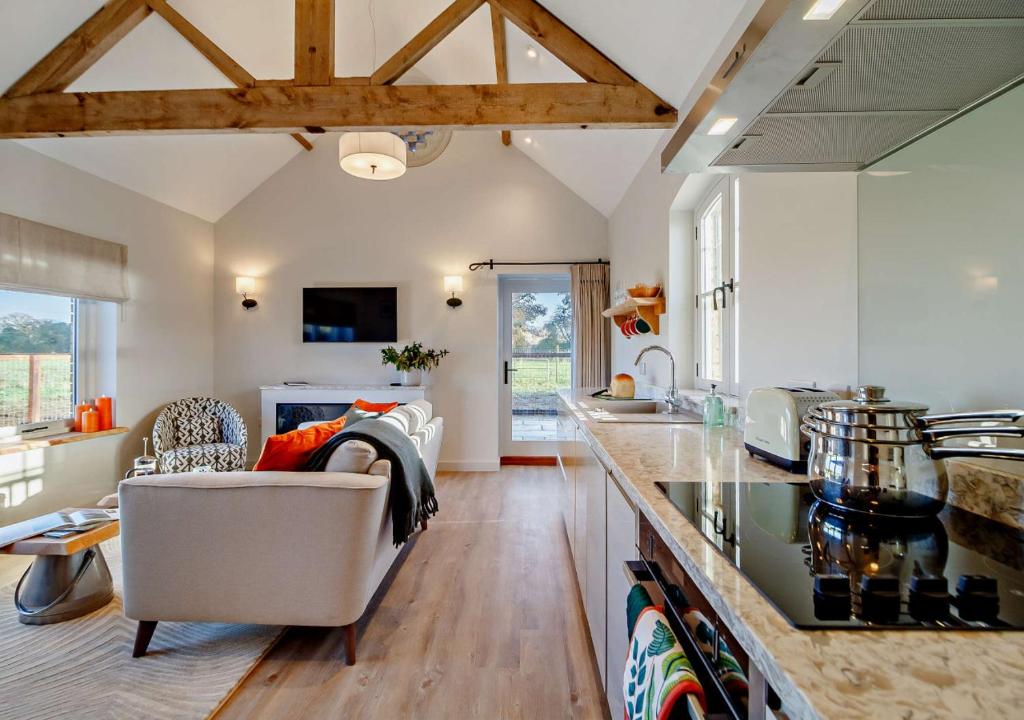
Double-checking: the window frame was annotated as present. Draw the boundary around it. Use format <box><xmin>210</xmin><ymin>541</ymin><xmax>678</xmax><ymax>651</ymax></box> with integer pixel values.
<box><xmin>693</xmin><ymin>176</ymin><xmax>739</xmax><ymax>396</ymax></box>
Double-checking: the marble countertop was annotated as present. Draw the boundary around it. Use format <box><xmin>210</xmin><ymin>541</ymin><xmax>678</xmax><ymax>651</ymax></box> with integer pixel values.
<box><xmin>559</xmin><ymin>388</ymin><xmax>1024</xmax><ymax>720</ymax></box>
<box><xmin>259</xmin><ymin>384</ymin><xmax>425</xmax><ymax>390</ymax></box>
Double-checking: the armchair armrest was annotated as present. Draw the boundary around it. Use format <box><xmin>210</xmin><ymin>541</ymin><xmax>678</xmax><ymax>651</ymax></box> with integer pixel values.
<box><xmin>151</xmin><ymin>410</ymin><xmax>176</xmax><ymax>455</ymax></box>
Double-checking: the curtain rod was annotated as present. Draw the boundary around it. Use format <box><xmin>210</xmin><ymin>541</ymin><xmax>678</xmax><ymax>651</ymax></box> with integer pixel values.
<box><xmin>468</xmin><ymin>258</ymin><xmax>609</xmax><ymax>271</ymax></box>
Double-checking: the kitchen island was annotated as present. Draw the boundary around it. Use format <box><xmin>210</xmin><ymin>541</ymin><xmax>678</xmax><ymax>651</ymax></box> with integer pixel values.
<box><xmin>557</xmin><ymin>388</ymin><xmax>1024</xmax><ymax>720</ymax></box>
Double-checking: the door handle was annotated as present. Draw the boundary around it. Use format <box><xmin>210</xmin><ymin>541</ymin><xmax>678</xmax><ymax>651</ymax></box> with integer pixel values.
<box><xmin>504</xmin><ymin>361</ymin><xmax>518</xmax><ymax>385</ymax></box>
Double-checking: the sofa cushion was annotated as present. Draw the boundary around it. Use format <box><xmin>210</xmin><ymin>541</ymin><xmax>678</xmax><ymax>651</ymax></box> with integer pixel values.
<box><xmin>381</xmin><ymin>399</ymin><xmax>432</xmax><ymax>436</ymax></box>
<box><xmin>324</xmin><ymin>439</ymin><xmax>379</xmax><ymax>474</ymax></box>
<box><xmin>353</xmin><ymin>399</ymin><xmax>399</xmax><ymax>414</ymax></box>
<box><xmin>254</xmin><ymin>417</ymin><xmax>346</xmax><ymax>471</ymax></box>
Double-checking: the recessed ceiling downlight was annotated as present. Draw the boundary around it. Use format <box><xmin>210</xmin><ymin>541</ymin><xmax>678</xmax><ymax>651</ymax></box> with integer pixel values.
<box><xmin>339</xmin><ymin>132</ymin><xmax>407</xmax><ymax>180</ymax></box>
<box><xmin>803</xmin><ymin>0</ymin><xmax>846</xmax><ymax>21</ymax></box>
<box><xmin>707</xmin><ymin>117</ymin><xmax>739</xmax><ymax>136</ymax></box>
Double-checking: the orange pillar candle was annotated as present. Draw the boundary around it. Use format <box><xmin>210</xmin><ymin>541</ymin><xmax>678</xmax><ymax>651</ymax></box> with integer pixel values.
<box><xmin>81</xmin><ymin>408</ymin><xmax>100</xmax><ymax>433</ymax></box>
<box><xmin>95</xmin><ymin>396</ymin><xmax>114</xmax><ymax>430</ymax></box>
<box><xmin>74</xmin><ymin>403</ymin><xmax>94</xmax><ymax>432</ymax></box>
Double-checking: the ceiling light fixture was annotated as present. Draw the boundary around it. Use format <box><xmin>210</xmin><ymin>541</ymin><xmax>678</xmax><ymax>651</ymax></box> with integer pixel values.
<box><xmin>803</xmin><ymin>0</ymin><xmax>847</xmax><ymax>21</ymax></box>
<box><xmin>523</xmin><ymin>136</ymin><xmax>533</xmax><ymax>145</ymax></box>
<box><xmin>525</xmin><ymin>45</ymin><xmax>538</xmax><ymax>59</ymax></box>
<box><xmin>339</xmin><ymin>132</ymin><xmax>407</xmax><ymax>180</ymax></box>
<box><xmin>707</xmin><ymin>117</ymin><xmax>738</xmax><ymax>136</ymax></box>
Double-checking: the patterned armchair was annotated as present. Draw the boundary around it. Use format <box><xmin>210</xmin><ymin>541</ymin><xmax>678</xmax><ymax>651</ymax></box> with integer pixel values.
<box><xmin>152</xmin><ymin>397</ymin><xmax>247</xmax><ymax>473</ymax></box>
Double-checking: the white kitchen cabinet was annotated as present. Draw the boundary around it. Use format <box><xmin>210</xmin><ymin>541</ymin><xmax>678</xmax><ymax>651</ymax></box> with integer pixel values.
<box><xmin>556</xmin><ymin>411</ymin><xmax>576</xmax><ymax>552</ymax></box>
<box><xmin>605</xmin><ymin>473</ymin><xmax>637</xmax><ymax>719</ymax></box>
<box><xmin>573</xmin><ymin>427</ymin><xmax>589</xmax><ymax>599</ymax></box>
<box><xmin>581</xmin><ymin>439</ymin><xmax>607</xmax><ymax>688</ymax></box>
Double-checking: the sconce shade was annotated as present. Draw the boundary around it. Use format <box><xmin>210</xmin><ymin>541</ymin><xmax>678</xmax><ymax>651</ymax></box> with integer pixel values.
<box><xmin>235</xmin><ymin>276</ymin><xmax>256</xmax><ymax>294</ymax></box>
<box><xmin>339</xmin><ymin>132</ymin><xmax>407</xmax><ymax>180</ymax></box>
<box><xmin>444</xmin><ymin>276</ymin><xmax>464</xmax><ymax>293</ymax></box>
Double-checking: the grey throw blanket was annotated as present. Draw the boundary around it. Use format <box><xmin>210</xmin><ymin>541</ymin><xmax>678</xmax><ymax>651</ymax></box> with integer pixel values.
<box><xmin>303</xmin><ymin>419</ymin><xmax>438</xmax><ymax>546</ymax></box>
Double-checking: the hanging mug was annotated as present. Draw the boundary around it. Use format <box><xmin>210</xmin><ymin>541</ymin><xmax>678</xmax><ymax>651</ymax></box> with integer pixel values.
<box><xmin>634</xmin><ymin>317</ymin><xmax>651</xmax><ymax>334</ymax></box>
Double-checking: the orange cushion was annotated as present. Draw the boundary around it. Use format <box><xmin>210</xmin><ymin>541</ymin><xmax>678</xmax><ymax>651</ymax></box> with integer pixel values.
<box><xmin>353</xmin><ymin>399</ymin><xmax>399</xmax><ymax>414</ymax></box>
<box><xmin>253</xmin><ymin>416</ymin><xmax>347</xmax><ymax>471</ymax></box>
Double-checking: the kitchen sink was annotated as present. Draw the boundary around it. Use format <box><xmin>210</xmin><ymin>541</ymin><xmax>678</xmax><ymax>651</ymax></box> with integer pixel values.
<box><xmin>583</xmin><ymin>397</ymin><xmax>703</xmax><ymax>423</ymax></box>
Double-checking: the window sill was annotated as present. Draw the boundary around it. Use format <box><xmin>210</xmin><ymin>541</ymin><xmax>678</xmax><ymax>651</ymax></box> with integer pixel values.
<box><xmin>0</xmin><ymin>426</ymin><xmax>129</xmax><ymax>457</ymax></box>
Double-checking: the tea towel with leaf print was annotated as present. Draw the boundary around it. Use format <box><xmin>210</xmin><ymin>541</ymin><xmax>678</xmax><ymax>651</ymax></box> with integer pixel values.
<box><xmin>623</xmin><ymin>591</ymin><xmax>705</xmax><ymax>720</ymax></box>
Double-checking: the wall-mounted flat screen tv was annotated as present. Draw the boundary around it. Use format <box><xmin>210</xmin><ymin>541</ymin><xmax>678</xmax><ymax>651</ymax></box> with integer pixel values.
<box><xmin>302</xmin><ymin>287</ymin><xmax>397</xmax><ymax>343</ymax></box>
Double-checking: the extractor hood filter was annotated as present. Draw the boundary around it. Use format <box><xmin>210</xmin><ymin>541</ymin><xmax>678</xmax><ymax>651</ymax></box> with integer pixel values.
<box><xmin>708</xmin><ymin>0</ymin><xmax>1024</xmax><ymax>170</ymax></box>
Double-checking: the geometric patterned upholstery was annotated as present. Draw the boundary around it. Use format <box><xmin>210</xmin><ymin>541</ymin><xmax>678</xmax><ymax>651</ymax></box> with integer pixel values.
<box><xmin>157</xmin><ymin>443</ymin><xmax>247</xmax><ymax>474</ymax></box>
<box><xmin>152</xmin><ymin>397</ymin><xmax>247</xmax><ymax>473</ymax></box>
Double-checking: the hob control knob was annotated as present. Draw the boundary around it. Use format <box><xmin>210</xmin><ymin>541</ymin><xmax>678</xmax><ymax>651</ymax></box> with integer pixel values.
<box><xmin>858</xmin><ymin>575</ymin><xmax>901</xmax><ymax>623</ymax></box>
<box><xmin>908</xmin><ymin>576</ymin><xmax>950</xmax><ymax>621</ymax></box>
<box><xmin>813</xmin><ymin>575</ymin><xmax>851</xmax><ymax>620</ymax></box>
<box><xmin>955</xmin><ymin>575</ymin><xmax>999</xmax><ymax>622</ymax></box>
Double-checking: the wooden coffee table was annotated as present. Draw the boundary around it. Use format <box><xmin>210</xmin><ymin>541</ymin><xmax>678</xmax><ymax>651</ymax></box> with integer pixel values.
<box><xmin>1</xmin><ymin>509</ymin><xmax>118</xmax><ymax>625</ymax></box>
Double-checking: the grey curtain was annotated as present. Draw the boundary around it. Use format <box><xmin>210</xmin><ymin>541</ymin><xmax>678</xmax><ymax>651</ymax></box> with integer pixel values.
<box><xmin>571</xmin><ymin>263</ymin><xmax>610</xmax><ymax>388</ymax></box>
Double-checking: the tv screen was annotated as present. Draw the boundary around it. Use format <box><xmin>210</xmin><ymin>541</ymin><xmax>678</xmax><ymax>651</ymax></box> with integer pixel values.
<box><xmin>303</xmin><ymin>287</ymin><xmax>397</xmax><ymax>343</ymax></box>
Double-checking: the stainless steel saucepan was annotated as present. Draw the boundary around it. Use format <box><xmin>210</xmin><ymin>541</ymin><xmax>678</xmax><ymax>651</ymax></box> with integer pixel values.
<box><xmin>801</xmin><ymin>385</ymin><xmax>1024</xmax><ymax>518</ymax></box>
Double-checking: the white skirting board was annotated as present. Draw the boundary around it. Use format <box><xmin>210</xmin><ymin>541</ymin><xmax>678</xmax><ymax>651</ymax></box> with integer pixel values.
<box><xmin>437</xmin><ymin>461</ymin><xmax>501</xmax><ymax>473</ymax></box>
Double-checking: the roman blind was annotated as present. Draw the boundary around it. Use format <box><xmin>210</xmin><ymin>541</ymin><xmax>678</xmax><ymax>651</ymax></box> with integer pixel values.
<box><xmin>0</xmin><ymin>212</ymin><xmax>128</xmax><ymax>302</ymax></box>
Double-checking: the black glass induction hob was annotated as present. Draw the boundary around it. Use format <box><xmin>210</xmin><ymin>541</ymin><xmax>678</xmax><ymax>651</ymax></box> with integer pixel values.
<box><xmin>655</xmin><ymin>481</ymin><xmax>1024</xmax><ymax>630</ymax></box>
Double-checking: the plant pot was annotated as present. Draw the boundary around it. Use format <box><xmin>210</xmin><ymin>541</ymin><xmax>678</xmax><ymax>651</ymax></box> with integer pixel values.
<box><xmin>400</xmin><ymin>369</ymin><xmax>423</xmax><ymax>387</ymax></box>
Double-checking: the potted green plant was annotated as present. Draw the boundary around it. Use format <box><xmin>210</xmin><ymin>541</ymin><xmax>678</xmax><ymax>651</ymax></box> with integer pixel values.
<box><xmin>380</xmin><ymin>342</ymin><xmax>450</xmax><ymax>386</ymax></box>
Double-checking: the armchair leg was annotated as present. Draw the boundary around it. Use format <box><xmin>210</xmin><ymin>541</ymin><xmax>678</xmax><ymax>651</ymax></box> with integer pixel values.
<box><xmin>420</xmin><ymin>519</ymin><xmax>428</xmax><ymax>531</ymax></box>
<box><xmin>133</xmin><ymin>620</ymin><xmax>158</xmax><ymax>657</ymax></box>
<box><xmin>343</xmin><ymin>623</ymin><xmax>356</xmax><ymax>666</ymax></box>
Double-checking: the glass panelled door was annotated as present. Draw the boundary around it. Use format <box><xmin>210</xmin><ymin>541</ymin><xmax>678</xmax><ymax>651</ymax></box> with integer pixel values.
<box><xmin>499</xmin><ymin>275</ymin><xmax>573</xmax><ymax>457</ymax></box>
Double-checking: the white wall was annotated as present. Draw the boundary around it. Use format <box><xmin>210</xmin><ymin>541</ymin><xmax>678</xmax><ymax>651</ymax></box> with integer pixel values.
<box><xmin>737</xmin><ymin>173</ymin><xmax>859</xmax><ymax>399</ymax></box>
<box><xmin>859</xmin><ymin>84</ymin><xmax>1024</xmax><ymax>413</ymax></box>
<box><xmin>0</xmin><ymin>142</ymin><xmax>214</xmax><ymax>524</ymax></box>
<box><xmin>607</xmin><ymin>151</ymin><xmax>685</xmax><ymax>389</ymax></box>
<box><xmin>213</xmin><ymin>132</ymin><xmax>607</xmax><ymax>469</ymax></box>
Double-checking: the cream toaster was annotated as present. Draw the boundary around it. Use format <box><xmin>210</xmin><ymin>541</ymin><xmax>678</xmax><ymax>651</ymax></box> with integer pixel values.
<box><xmin>744</xmin><ymin>387</ymin><xmax>839</xmax><ymax>472</ymax></box>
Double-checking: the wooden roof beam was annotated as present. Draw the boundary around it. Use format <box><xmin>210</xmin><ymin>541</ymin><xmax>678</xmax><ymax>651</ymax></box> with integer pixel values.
<box><xmin>371</xmin><ymin>0</ymin><xmax>485</xmax><ymax>85</ymax></box>
<box><xmin>0</xmin><ymin>82</ymin><xmax>677</xmax><ymax>139</ymax></box>
<box><xmin>487</xmin><ymin>0</ymin><xmax>633</xmax><ymax>86</ymax></box>
<box><xmin>490</xmin><ymin>5</ymin><xmax>511</xmax><ymax>146</ymax></box>
<box><xmin>146</xmin><ymin>0</ymin><xmax>310</xmax><ymax>151</ymax></box>
<box><xmin>295</xmin><ymin>0</ymin><xmax>335</xmax><ymax>86</ymax></box>
<box><xmin>3</xmin><ymin>0</ymin><xmax>151</xmax><ymax>98</ymax></box>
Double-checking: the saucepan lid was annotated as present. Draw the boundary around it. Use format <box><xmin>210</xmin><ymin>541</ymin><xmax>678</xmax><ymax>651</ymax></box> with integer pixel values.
<box><xmin>811</xmin><ymin>385</ymin><xmax>928</xmax><ymax>427</ymax></box>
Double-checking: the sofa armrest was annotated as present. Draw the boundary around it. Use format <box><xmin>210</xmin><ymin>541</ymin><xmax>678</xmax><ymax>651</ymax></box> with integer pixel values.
<box><xmin>119</xmin><ymin>471</ymin><xmax>389</xmax><ymax>627</ymax></box>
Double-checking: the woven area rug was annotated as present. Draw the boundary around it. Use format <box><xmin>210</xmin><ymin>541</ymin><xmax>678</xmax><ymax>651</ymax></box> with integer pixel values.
<box><xmin>0</xmin><ymin>540</ymin><xmax>282</xmax><ymax>720</ymax></box>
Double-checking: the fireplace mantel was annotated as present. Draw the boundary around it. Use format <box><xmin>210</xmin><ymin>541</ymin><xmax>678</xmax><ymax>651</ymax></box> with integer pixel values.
<box><xmin>259</xmin><ymin>384</ymin><xmax>426</xmax><ymax>442</ymax></box>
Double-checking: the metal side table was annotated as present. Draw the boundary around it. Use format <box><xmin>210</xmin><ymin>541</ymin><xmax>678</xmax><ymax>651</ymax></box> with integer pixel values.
<box><xmin>2</xmin><ymin>510</ymin><xmax>118</xmax><ymax>625</ymax></box>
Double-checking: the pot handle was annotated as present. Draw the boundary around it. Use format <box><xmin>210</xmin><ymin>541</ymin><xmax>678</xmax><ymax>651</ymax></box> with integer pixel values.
<box><xmin>927</xmin><ymin>446</ymin><xmax>1024</xmax><ymax>462</ymax></box>
<box><xmin>922</xmin><ymin>425</ymin><xmax>1024</xmax><ymax>441</ymax></box>
<box><xmin>918</xmin><ymin>409</ymin><xmax>1024</xmax><ymax>426</ymax></box>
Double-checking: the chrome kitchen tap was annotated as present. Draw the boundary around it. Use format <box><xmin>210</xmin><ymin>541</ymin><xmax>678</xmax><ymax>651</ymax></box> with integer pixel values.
<box><xmin>634</xmin><ymin>345</ymin><xmax>685</xmax><ymax>414</ymax></box>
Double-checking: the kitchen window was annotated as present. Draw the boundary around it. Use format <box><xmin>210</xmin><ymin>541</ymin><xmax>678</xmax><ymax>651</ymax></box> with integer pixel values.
<box><xmin>694</xmin><ymin>176</ymin><xmax>739</xmax><ymax>395</ymax></box>
<box><xmin>0</xmin><ymin>289</ymin><xmax>97</xmax><ymax>437</ymax></box>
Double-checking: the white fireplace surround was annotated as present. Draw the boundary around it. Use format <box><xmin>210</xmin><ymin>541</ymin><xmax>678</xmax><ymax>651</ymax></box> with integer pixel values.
<box><xmin>259</xmin><ymin>384</ymin><xmax>426</xmax><ymax>443</ymax></box>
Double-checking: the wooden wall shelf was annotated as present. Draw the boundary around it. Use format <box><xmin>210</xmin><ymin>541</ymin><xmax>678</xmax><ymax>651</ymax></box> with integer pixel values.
<box><xmin>0</xmin><ymin>427</ymin><xmax>128</xmax><ymax>457</ymax></box>
<box><xmin>602</xmin><ymin>294</ymin><xmax>666</xmax><ymax>335</ymax></box>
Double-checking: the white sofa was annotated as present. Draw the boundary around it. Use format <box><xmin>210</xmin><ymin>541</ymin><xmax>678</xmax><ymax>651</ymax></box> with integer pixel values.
<box><xmin>119</xmin><ymin>399</ymin><xmax>442</xmax><ymax>664</ymax></box>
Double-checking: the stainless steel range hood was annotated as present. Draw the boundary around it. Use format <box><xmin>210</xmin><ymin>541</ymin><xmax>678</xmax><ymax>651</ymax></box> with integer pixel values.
<box><xmin>663</xmin><ymin>0</ymin><xmax>1024</xmax><ymax>173</ymax></box>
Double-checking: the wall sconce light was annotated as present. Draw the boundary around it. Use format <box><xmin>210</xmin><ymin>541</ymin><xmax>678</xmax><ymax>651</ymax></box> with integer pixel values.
<box><xmin>444</xmin><ymin>275</ymin><xmax>463</xmax><ymax>308</ymax></box>
<box><xmin>236</xmin><ymin>276</ymin><xmax>258</xmax><ymax>309</ymax></box>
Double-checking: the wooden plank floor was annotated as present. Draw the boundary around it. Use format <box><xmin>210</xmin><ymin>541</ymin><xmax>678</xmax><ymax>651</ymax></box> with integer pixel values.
<box><xmin>217</xmin><ymin>467</ymin><xmax>609</xmax><ymax>720</ymax></box>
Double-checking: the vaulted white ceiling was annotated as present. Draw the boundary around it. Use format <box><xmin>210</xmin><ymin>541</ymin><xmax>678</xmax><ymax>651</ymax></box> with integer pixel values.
<box><xmin>0</xmin><ymin>0</ymin><xmax>753</xmax><ymax>221</ymax></box>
